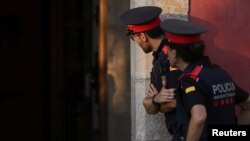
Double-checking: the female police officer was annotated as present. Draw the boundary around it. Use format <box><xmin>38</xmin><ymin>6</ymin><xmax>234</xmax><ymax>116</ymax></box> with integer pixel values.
<box><xmin>160</xmin><ymin>19</ymin><xmax>250</xmax><ymax>141</ymax></box>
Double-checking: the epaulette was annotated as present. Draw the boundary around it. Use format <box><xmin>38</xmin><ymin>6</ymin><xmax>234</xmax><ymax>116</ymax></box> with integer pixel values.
<box><xmin>178</xmin><ymin>65</ymin><xmax>203</xmax><ymax>83</ymax></box>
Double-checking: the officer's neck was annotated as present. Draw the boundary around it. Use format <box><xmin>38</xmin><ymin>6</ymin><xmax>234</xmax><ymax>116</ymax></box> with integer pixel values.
<box><xmin>150</xmin><ymin>36</ymin><xmax>164</xmax><ymax>52</ymax></box>
<box><xmin>177</xmin><ymin>60</ymin><xmax>189</xmax><ymax>72</ymax></box>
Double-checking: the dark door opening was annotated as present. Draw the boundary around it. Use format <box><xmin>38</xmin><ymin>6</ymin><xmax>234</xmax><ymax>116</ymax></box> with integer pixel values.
<box><xmin>0</xmin><ymin>0</ymin><xmax>99</xmax><ymax>141</ymax></box>
<box><xmin>49</xmin><ymin>0</ymin><xmax>99</xmax><ymax>141</ymax></box>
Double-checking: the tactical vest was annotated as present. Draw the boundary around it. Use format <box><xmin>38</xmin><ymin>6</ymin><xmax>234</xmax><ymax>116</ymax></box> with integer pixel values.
<box><xmin>176</xmin><ymin>65</ymin><xmax>237</xmax><ymax>140</ymax></box>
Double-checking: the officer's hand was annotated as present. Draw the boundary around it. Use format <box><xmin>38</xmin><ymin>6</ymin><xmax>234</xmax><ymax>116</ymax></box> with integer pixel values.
<box><xmin>146</xmin><ymin>84</ymin><xmax>158</xmax><ymax>97</ymax></box>
<box><xmin>154</xmin><ymin>78</ymin><xmax>175</xmax><ymax>103</ymax></box>
<box><xmin>154</xmin><ymin>88</ymin><xmax>175</xmax><ymax>103</ymax></box>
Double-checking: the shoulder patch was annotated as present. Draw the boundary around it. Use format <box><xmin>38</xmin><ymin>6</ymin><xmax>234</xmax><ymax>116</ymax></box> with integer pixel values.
<box><xmin>185</xmin><ymin>86</ymin><xmax>196</xmax><ymax>94</ymax></box>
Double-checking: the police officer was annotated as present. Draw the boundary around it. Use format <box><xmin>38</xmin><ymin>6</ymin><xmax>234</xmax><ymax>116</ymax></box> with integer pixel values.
<box><xmin>160</xmin><ymin>19</ymin><xmax>250</xmax><ymax>141</ymax></box>
<box><xmin>120</xmin><ymin>6</ymin><xmax>181</xmax><ymax>140</ymax></box>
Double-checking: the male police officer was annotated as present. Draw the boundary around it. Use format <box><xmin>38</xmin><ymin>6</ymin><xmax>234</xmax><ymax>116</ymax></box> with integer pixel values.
<box><xmin>120</xmin><ymin>6</ymin><xmax>181</xmax><ymax>140</ymax></box>
<box><xmin>160</xmin><ymin>19</ymin><xmax>250</xmax><ymax>141</ymax></box>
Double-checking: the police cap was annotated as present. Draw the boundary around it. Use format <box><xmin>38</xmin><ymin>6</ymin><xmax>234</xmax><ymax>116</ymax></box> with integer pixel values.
<box><xmin>160</xmin><ymin>19</ymin><xmax>207</xmax><ymax>44</ymax></box>
<box><xmin>120</xmin><ymin>6</ymin><xmax>162</xmax><ymax>34</ymax></box>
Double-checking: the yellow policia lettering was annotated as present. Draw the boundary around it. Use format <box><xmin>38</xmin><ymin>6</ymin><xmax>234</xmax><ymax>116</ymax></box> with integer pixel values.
<box><xmin>185</xmin><ymin>86</ymin><xmax>196</xmax><ymax>94</ymax></box>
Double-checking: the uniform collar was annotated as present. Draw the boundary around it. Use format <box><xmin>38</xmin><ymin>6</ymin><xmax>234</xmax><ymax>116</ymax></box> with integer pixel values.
<box><xmin>183</xmin><ymin>56</ymin><xmax>211</xmax><ymax>73</ymax></box>
<box><xmin>152</xmin><ymin>39</ymin><xmax>166</xmax><ymax>58</ymax></box>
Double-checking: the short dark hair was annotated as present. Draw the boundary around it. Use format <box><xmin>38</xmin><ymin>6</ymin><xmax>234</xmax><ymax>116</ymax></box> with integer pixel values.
<box><xmin>127</xmin><ymin>25</ymin><xmax>164</xmax><ymax>39</ymax></box>
<box><xmin>168</xmin><ymin>41</ymin><xmax>205</xmax><ymax>63</ymax></box>
<box><xmin>144</xmin><ymin>25</ymin><xmax>164</xmax><ymax>39</ymax></box>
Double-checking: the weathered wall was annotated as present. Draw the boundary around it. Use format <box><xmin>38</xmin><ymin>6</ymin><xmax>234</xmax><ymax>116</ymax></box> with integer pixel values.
<box><xmin>190</xmin><ymin>0</ymin><xmax>250</xmax><ymax>94</ymax></box>
<box><xmin>107</xmin><ymin>0</ymin><xmax>131</xmax><ymax>141</ymax></box>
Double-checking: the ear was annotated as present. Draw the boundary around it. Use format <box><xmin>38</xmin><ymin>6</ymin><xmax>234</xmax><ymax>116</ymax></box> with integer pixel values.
<box><xmin>139</xmin><ymin>33</ymin><xmax>148</xmax><ymax>42</ymax></box>
<box><xmin>171</xmin><ymin>49</ymin><xmax>177</xmax><ymax>56</ymax></box>
<box><xmin>171</xmin><ymin>49</ymin><xmax>176</xmax><ymax>55</ymax></box>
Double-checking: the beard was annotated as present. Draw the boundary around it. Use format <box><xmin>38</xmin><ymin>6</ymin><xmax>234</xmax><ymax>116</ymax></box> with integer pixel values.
<box><xmin>143</xmin><ymin>48</ymin><xmax>152</xmax><ymax>53</ymax></box>
<box><xmin>140</xmin><ymin>44</ymin><xmax>152</xmax><ymax>54</ymax></box>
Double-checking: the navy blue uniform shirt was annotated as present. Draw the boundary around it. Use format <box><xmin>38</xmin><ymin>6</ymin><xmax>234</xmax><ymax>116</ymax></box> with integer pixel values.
<box><xmin>151</xmin><ymin>39</ymin><xmax>181</xmax><ymax>135</ymax></box>
<box><xmin>176</xmin><ymin>56</ymin><xmax>249</xmax><ymax>141</ymax></box>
